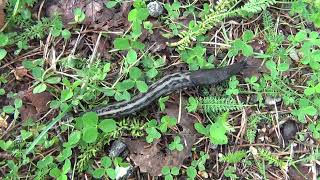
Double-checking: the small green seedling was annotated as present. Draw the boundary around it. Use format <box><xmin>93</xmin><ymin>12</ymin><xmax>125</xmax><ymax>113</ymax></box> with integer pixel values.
<box><xmin>194</xmin><ymin>112</ymin><xmax>232</xmax><ymax>145</ymax></box>
<box><xmin>93</xmin><ymin>156</ymin><xmax>116</xmax><ymax>179</ymax></box>
<box><xmin>161</xmin><ymin>166</ymin><xmax>180</xmax><ymax>180</ymax></box>
<box><xmin>73</xmin><ymin>8</ymin><xmax>86</xmax><ymax>23</ymax></box>
<box><xmin>168</xmin><ymin>136</ymin><xmax>184</xmax><ymax>151</ymax></box>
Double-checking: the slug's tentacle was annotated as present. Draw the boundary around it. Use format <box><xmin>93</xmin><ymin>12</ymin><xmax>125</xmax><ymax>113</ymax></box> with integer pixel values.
<box><xmin>91</xmin><ymin>61</ymin><xmax>247</xmax><ymax>118</ymax></box>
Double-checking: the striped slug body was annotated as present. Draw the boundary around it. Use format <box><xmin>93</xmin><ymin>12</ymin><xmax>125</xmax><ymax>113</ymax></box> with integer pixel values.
<box><xmin>92</xmin><ymin>61</ymin><xmax>247</xmax><ymax>118</ymax></box>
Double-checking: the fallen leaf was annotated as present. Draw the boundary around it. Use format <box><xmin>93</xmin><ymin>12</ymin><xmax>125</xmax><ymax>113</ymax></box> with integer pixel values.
<box><xmin>0</xmin><ymin>113</ymin><xmax>8</xmax><ymax>129</ymax></box>
<box><xmin>13</xmin><ymin>67</ymin><xmax>28</xmax><ymax>80</ymax></box>
<box><xmin>18</xmin><ymin>90</ymin><xmax>53</xmax><ymax>121</ymax></box>
<box><xmin>20</xmin><ymin>104</ymin><xmax>38</xmax><ymax>121</ymax></box>
<box><xmin>84</xmin><ymin>1</ymin><xmax>104</xmax><ymax>24</ymax></box>
<box><xmin>123</xmin><ymin>97</ymin><xmax>197</xmax><ymax>176</ymax></box>
<box><xmin>288</xmin><ymin>165</ymin><xmax>313</xmax><ymax>180</ymax></box>
<box><xmin>0</xmin><ymin>7</ymin><xmax>4</xmax><ymax>29</ymax></box>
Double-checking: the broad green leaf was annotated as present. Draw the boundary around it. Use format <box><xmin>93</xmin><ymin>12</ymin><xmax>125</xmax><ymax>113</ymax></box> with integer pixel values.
<box><xmin>0</xmin><ymin>48</ymin><xmax>8</xmax><ymax>60</ymax></box>
<box><xmin>61</xmin><ymin>89</ymin><xmax>73</xmax><ymax>101</ymax></box>
<box><xmin>304</xmin><ymin>87</ymin><xmax>315</xmax><ymax>96</ymax></box>
<box><xmin>45</xmin><ymin>77</ymin><xmax>61</xmax><ymax>84</ymax></box>
<box><xmin>171</xmin><ymin>167</ymin><xmax>180</xmax><ymax>176</ymax></box>
<box><xmin>61</xmin><ymin>29</ymin><xmax>71</xmax><ymax>40</ymax></box>
<box><xmin>3</xmin><ymin>105</ymin><xmax>14</xmax><ymax>113</ymax></box>
<box><xmin>33</xmin><ymin>83</ymin><xmax>47</xmax><ymax>94</ymax></box>
<box><xmin>101</xmin><ymin>156</ymin><xmax>112</xmax><ymax>168</ymax></box>
<box><xmin>129</xmin><ymin>67</ymin><xmax>142</xmax><ymax>80</ymax></box>
<box><xmin>302</xmin><ymin>106</ymin><xmax>317</xmax><ymax>116</ymax></box>
<box><xmin>93</xmin><ymin>168</ymin><xmax>105</xmax><ymax>178</ymax></box>
<box><xmin>62</xmin><ymin>159</ymin><xmax>71</xmax><ymax>174</ymax></box>
<box><xmin>194</xmin><ymin>123</ymin><xmax>208</xmax><ymax>135</ymax></box>
<box><xmin>161</xmin><ymin>166</ymin><xmax>170</xmax><ymax>175</ymax></box>
<box><xmin>136</xmin><ymin>80</ymin><xmax>148</xmax><ymax>93</ymax></box>
<box><xmin>106</xmin><ymin>1</ymin><xmax>118</xmax><ymax>8</ymax></box>
<box><xmin>117</xmin><ymin>80</ymin><xmax>135</xmax><ymax>91</ymax></box>
<box><xmin>0</xmin><ymin>34</ymin><xmax>9</xmax><ymax>47</ymax></box>
<box><xmin>114</xmin><ymin>38</ymin><xmax>130</xmax><ymax>50</ymax></box>
<box><xmin>0</xmin><ymin>89</ymin><xmax>5</xmax><ymax>95</ymax></box>
<box><xmin>82</xmin><ymin>112</ymin><xmax>98</xmax><ymax>127</ymax></box>
<box><xmin>99</xmin><ymin>119</ymin><xmax>117</xmax><ymax>133</ymax></box>
<box><xmin>278</xmin><ymin>63</ymin><xmax>289</xmax><ymax>72</ymax></box>
<box><xmin>67</xmin><ymin>130</ymin><xmax>81</xmax><ymax>146</ymax></box>
<box><xmin>106</xmin><ymin>168</ymin><xmax>116</xmax><ymax>179</ymax></box>
<box><xmin>14</xmin><ymin>98</ymin><xmax>22</xmax><ymax>108</ymax></box>
<box><xmin>82</xmin><ymin>127</ymin><xmax>98</xmax><ymax>143</ymax></box>
<box><xmin>187</xmin><ymin>166</ymin><xmax>197</xmax><ymax>178</ymax></box>
<box><xmin>0</xmin><ymin>140</ymin><xmax>13</xmax><ymax>151</ymax></box>
<box><xmin>21</xmin><ymin>130</ymin><xmax>32</xmax><ymax>140</ymax></box>
<box><xmin>242</xmin><ymin>30</ymin><xmax>254</xmax><ymax>42</ymax></box>
<box><xmin>126</xmin><ymin>49</ymin><xmax>137</xmax><ymax>64</ymax></box>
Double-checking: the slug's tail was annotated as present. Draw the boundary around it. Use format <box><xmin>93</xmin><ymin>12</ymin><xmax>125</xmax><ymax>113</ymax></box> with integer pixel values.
<box><xmin>189</xmin><ymin>61</ymin><xmax>248</xmax><ymax>86</ymax></box>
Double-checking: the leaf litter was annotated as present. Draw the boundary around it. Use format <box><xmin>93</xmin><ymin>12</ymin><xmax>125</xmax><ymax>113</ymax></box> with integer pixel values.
<box><xmin>123</xmin><ymin>97</ymin><xmax>197</xmax><ymax>176</ymax></box>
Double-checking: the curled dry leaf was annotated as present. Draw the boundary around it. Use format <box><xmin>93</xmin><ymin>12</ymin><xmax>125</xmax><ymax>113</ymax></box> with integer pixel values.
<box><xmin>0</xmin><ymin>114</ymin><xmax>8</xmax><ymax>129</ymax></box>
<box><xmin>13</xmin><ymin>67</ymin><xmax>28</xmax><ymax>81</ymax></box>
<box><xmin>123</xmin><ymin>98</ymin><xmax>197</xmax><ymax>176</ymax></box>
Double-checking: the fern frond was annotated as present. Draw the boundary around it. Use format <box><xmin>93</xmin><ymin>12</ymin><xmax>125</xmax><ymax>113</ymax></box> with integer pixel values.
<box><xmin>199</xmin><ymin>96</ymin><xmax>243</xmax><ymax>114</ymax></box>
<box><xmin>220</xmin><ymin>150</ymin><xmax>247</xmax><ymax>164</ymax></box>
<box><xmin>236</xmin><ymin>0</ymin><xmax>276</xmax><ymax>15</ymax></box>
<box><xmin>170</xmin><ymin>0</ymin><xmax>276</xmax><ymax>50</ymax></box>
<box><xmin>258</xmin><ymin>149</ymin><xmax>287</xmax><ymax>169</ymax></box>
<box><xmin>262</xmin><ymin>10</ymin><xmax>275</xmax><ymax>33</ymax></box>
<box><xmin>246</xmin><ymin>114</ymin><xmax>262</xmax><ymax>143</ymax></box>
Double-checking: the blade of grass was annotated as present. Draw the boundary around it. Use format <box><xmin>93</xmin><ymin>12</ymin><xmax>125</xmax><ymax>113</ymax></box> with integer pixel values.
<box><xmin>25</xmin><ymin>105</ymin><xmax>72</xmax><ymax>154</ymax></box>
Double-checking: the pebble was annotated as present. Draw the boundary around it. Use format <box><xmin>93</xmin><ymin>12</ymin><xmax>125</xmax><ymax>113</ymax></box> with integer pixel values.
<box><xmin>147</xmin><ymin>1</ymin><xmax>163</xmax><ymax>17</ymax></box>
<box><xmin>265</xmin><ymin>95</ymin><xmax>282</xmax><ymax>105</ymax></box>
<box><xmin>115</xmin><ymin>165</ymin><xmax>134</xmax><ymax>180</ymax></box>
<box><xmin>109</xmin><ymin>140</ymin><xmax>127</xmax><ymax>158</ymax></box>
<box><xmin>289</xmin><ymin>49</ymin><xmax>300</xmax><ymax>61</ymax></box>
<box><xmin>282</xmin><ymin>120</ymin><xmax>298</xmax><ymax>141</ymax></box>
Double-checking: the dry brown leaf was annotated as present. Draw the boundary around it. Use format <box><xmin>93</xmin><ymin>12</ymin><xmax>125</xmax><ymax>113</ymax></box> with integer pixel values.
<box><xmin>123</xmin><ymin>98</ymin><xmax>197</xmax><ymax>176</ymax></box>
<box><xmin>23</xmin><ymin>91</ymin><xmax>53</xmax><ymax>113</ymax></box>
<box><xmin>13</xmin><ymin>67</ymin><xmax>28</xmax><ymax>81</ymax></box>
<box><xmin>20</xmin><ymin>104</ymin><xmax>38</xmax><ymax>121</ymax></box>
<box><xmin>84</xmin><ymin>1</ymin><xmax>103</xmax><ymax>24</ymax></box>
<box><xmin>0</xmin><ymin>9</ymin><xmax>4</xmax><ymax>28</ymax></box>
<box><xmin>0</xmin><ymin>113</ymin><xmax>8</xmax><ymax>129</ymax></box>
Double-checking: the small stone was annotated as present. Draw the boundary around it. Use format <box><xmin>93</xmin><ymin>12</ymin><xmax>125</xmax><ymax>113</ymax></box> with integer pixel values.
<box><xmin>147</xmin><ymin>1</ymin><xmax>163</xmax><ymax>17</ymax></box>
<box><xmin>282</xmin><ymin>120</ymin><xmax>298</xmax><ymax>141</ymax></box>
<box><xmin>289</xmin><ymin>49</ymin><xmax>300</xmax><ymax>61</ymax></box>
<box><xmin>109</xmin><ymin>140</ymin><xmax>127</xmax><ymax>158</ymax></box>
<box><xmin>115</xmin><ymin>165</ymin><xmax>134</xmax><ymax>180</ymax></box>
<box><xmin>265</xmin><ymin>95</ymin><xmax>282</xmax><ymax>105</ymax></box>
